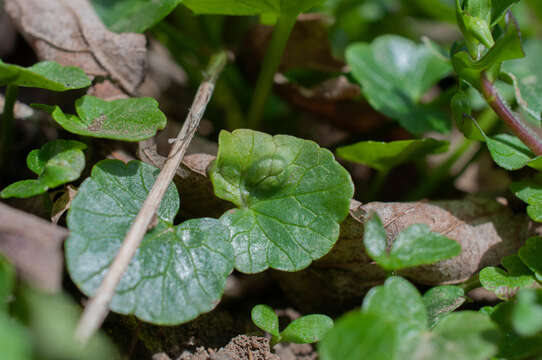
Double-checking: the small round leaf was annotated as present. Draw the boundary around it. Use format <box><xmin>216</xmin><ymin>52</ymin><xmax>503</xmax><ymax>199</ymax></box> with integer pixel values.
<box><xmin>251</xmin><ymin>305</ymin><xmax>279</xmax><ymax>337</ymax></box>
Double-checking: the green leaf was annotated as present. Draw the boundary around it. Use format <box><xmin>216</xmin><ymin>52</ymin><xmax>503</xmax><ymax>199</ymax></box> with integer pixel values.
<box><xmin>1</xmin><ymin>140</ymin><xmax>86</xmax><ymax>199</ymax></box>
<box><xmin>452</xmin><ymin>88</ymin><xmax>485</xmax><ymax>141</ymax></box>
<box><xmin>251</xmin><ymin>305</ymin><xmax>279</xmax><ymax>337</ymax></box>
<box><xmin>0</xmin><ymin>256</ymin><xmax>15</xmax><ymax>312</ymax></box>
<box><xmin>280</xmin><ymin>314</ymin><xmax>334</xmax><ymax>344</ymax></box>
<box><xmin>518</xmin><ymin>237</ymin><xmax>542</xmax><ymax>278</ymax></box>
<box><xmin>0</xmin><ymin>60</ymin><xmax>91</xmax><ymax>90</ymax></box>
<box><xmin>183</xmin><ymin>0</ymin><xmax>324</xmax><ymax>16</ymax></box>
<box><xmin>511</xmin><ymin>177</ymin><xmax>542</xmax><ymax>221</ymax></box>
<box><xmin>0</xmin><ymin>313</ymin><xmax>32</xmax><ymax>360</ymax></box>
<box><xmin>485</xmin><ymin>133</ymin><xmax>540</xmax><ymax>171</ymax></box>
<box><xmin>346</xmin><ymin>36</ymin><xmax>452</xmax><ymax>134</ymax></box>
<box><xmin>36</xmin><ymin>95</ymin><xmax>167</xmax><ymax>141</ymax></box>
<box><xmin>491</xmin><ymin>0</ymin><xmax>521</xmax><ymax>25</ymax></box>
<box><xmin>91</xmin><ymin>0</ymin><xmax>183</xmax><ymax>33</ymax></box>
<box><xmin>336</xmin><ymin>138</ymin><xmax>449</xmax><ymax>173</ymax></box>
<box><xmin>362</xmin><ymin>277</ymin><xmax>427</xmax><ymax>356</ymax></box>
<box><xmin>503</xmin><ymin>40</ymin><xmax>542</xmax><ymax>122</ymax></box>
<box><xmin>209</xmin><ymin>129</ymin><xmax>354</xmax><ymax>273</ymax></box>
<box><xmin>423</xmin><ymin>286</ymin><xmax>466</xmax><ymax>328</ymax></box>
<box><xmin>65</xmin><ymin>160</ymin><xmax>234</xmax><ymax>325</ymax></box>
<box><xmin>318</xmin><ymin>312</ymin><xmax>398</xmax><ymax>360</ymax></box>
<box><xmin>480</xmin><ymin>255</ymin><xmax>535</xmax><ymax>300</ymax></box>
<box><xmin>512</xmin><ymin>289</ymin><xmax>542</xmax><ymax>337</ymax></box>
<box><xmin>363</xmin><ymin>213</ymin><xmax>461</xmax><ymax>271</ymax></box>
<box><xmin>417</xmin><ymin>312</ymin><xmax>500</xmax><ymax>360</ymax></box>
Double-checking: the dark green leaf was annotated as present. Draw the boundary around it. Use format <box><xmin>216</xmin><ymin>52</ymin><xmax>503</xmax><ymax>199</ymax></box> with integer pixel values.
<box><xmin>346</xmin><ymin>36</ymin><xmax>452</xmax><ymax>134</ymax></box>
<box><xmin>512</xmin><ymin>289</ymin><xmax>542</xmax><ymax>336</ymax></box>
<box><xmin>36</xmin><ymin>95</ymin><xmax>167</xmax><ymax>141</ymax></box>
<box><xmin>480</xmin><ymin>255</ymin><xmax>535</xmax><ymax>300</ymax></box>
<box><xmin>183</xmin><ymin>0</ymin><xmax>324</xmax><ymax>16</ymax></box>
<box><xmin>511</xmin><ymin>177</ymin><xmax>542</xmax><ymax>221</ymax></box>
<box><xmin>209</xmin><ymin>130</ymin><xmax>354</xmax><ymax>273</ymax></box>
<box><xmin>362</xmin><ymin>277</ymin><xmax>427</xmax><ymax>356</ymax></box>
<box><xmin>280</xmin><ymin>314</ymin><xmax>334</xmax><ymax>344</ymax></box>
<box><xmin>423</xmin><ymin>286</ymin><xmax>466</xmax><ymax>328</ymax></box>
<box><xmin>91</xmin><ymin>0</ymin><xmax>183</xmax><ymax>33</ymax></box>
<box><xmin>492</xmin><ymin>0</ymin><xmax>521</xmax><ymax>25</ymax></box>
<box><xmin>0</xmin><ymin>60</ymin><xmax>91</xmax><ymax>90</ymax></box>
<box><xmin>518</xmin><ymin>237</ymin><xmax>542</xmax><ymax>278</ymax></box>
<box><xmin>452</xmin><ymin>88</ymin><xmax>485</xmax><ymax>141</ymax></box>
<box><xmin>66</xmin><ymin>160</ymin><xmax>234</xmax><ymax>325</ymax></box>
<box><xmin>318</xmin><ymin>312</ymin><xmax>398</xmax><ymax>360</ymax></box>
<box><xmin>485</xmin><ymin>133</ymin><xmax>539</xmax><ymax>171</ymax></box>
<box><xmin>0</xmin><ymin>255</ymin><xmax>15</xmax><ymax>312</ymax></box>
<box><xmin>1</xmin><ymin>140</ymin><xmax>86</xmax><ymax>199</ymax></box>
<box><xmin>251</xmin><ymin>305</ymin><xmax>279</xmax><ymax>337</ymax></box>
<box><xmin>336</xmin><ymin>138</ymin><xmax>449</xmax><ymax>173</ymax></box>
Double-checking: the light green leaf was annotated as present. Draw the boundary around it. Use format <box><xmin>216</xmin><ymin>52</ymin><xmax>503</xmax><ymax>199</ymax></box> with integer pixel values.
<box><xmin>363</xmin><ymin>214</ymin><xmax>461</xmax><ymax>271</ymax></box>
<box><xmin>209</xmin><ymin>129</ymin><xmax>354</xmax><ymax>273</ymax></box>
<box><xmin>336</xmin><ymin>138</ymin><xmax>449</xmax><ymax>173</ymax></box>
<box><xmin>0</xmin><ymin>60</ymin><xmax>91</xmax><ymax>91</ymax></box>
<box><xmin>36</xmin><ymin>95</ymin><xmax>167</xmax><ymax>141</ymax></box>
<box><xmin>0</xmin><ymin>313</ymin><xmax>32</xmax><ymax>360</ymax></box>
<box><xmin>518</xmin><ymin>237</ymin><xmax>542</xmax><ymax>278</ymax></box>
<box><xmin>363</xmin><ymin>277</ymin><xmax>427</xmax><ymax>356</ymax></box>
<box><xmin>91</xmin><ymin>0</ymin><xmax>183</xmax><ymax>33</ymax></box>
<box><xmin>251</xmin><ymin>305</ymin><xmax>279</xmax><ymax>337</ymax></box>
<box><xmin>1</xmin><ymin>140</ymin><xmax>86</xmax><ymax>199</ymax></box>
<box><xmin>346</xmin><ymin>36</ymin><xmax>452</xmax><ymax>134</ymax></box>
<box><xmin>492</xmin><ymin>0</ymin><xmax>521</xmax><ymax>25</ymax></box>
<box><xmin>512</xmin><ymin>289</ymin><xmax>542</xmax><ymax>337</ymax></box>
<box><xmin>485</xmin><ymin>133</ymin><xmax>540</xmax><ymax>171</ymax></box>
<box><xmin>416</xmin><ymin>312</ymin><xmax>500</xmax><ymax>360</ymax></box>
<box><xmin>318</xmin><ymin>312</ymin><xmax>398</xmax><ymax>360</ymax></box>
<box><xmin>451</xmin><ymin>88</ymin><xmax>485</xmax><ymax>141</ymax></box>
<box><xmin>480</xmin><ymin>255</ymin><xmax>535</xmax><ymax>300</ymax></box>
<box><xmin>511</xmin><ymin>177</ymin><xmax>542</xmax><ymax>221</ymax></box>
<box><xmin>183</xmin><ymin>0</ymin><xmax>324</xmax><ymax>16</ymax></box>
<box><xmin>423</xmin><ymin>286</ymin><xmax>466</xmax><ymax>328</ymax></box>
<box><xmin>280</xmin><ymin>314</ymin><xmax>334</xmax><ymax>344</ymax></box>
<box><xmin>66</xmin><ymin>160</ymin><xmax>234</xmax><ymax>325</ymax></box>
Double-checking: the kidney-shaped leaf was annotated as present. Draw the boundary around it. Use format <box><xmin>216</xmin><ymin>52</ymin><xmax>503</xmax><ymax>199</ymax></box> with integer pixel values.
<box><xmin>1</xmin><ymin>140</ymin><xmax>86</xmax><ymax>199</ymax></box>
<box><xmin>0</xmin><ymin>60</ymin><xmax>91</xmax><ymax>91</ymax></box>
<box><xmin>65</xmin><ymin>160</ymin><xmax>234</xmax><ymax>325</ymax></box>
<box><xmin>37</xmin><ymin>95</ymin><xmax>167</xmax><ymax>141</ymax></box>
<box><xmin>210</xmin><ymin>130</ymin><xmax>354</xmax><ymax>273</ymax></box>
<box><xmin>91</xmin><ymin>0</ymin><xmax>183</xmax><ymax>33</ymax></box>
<box><xmin>346</xmin><ymin>36</ymin><xmax>452</xmax><ymax>134</ymax></box>
<box><xmin>337</xmin><ymin>138</ymin><xmax>449</xmax><ymax>173</ymax></box>
<box><xmin>183</xmin><ymin>0</ymin><xmax>324</xmax><ymax>16</ymax></box>
<box><xmin>480</xmin><ymin>255</ymin><xmax>535</xmax><ymax>300</ymax></box>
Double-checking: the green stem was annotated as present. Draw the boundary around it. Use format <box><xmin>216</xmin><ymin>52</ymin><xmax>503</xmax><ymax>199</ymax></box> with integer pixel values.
<box><xmin>247</xmin><ymin>13</ymin><xmax>298</xmax><ymax>129</ymax></box>
<box><xmin>1</xmin><ymin>85</ymin><xmax>18</xmax><ymax>172</ymax></box>
<box><xmin>365</xmin><ymin>169</ymin><xmax>390</xmax><ymax>202</ymax></box>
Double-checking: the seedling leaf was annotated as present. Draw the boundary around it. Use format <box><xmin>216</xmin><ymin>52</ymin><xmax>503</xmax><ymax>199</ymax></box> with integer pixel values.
<box><xmin>0</xmin><ymin>60</ymin><xmax>91</xmax><ymax>91</ymax></box>
<box><xmin>0</xmin><ymin>140</ymin><xmax>86</xmax><ymax>199</ymax></box>
<box><xmin>336</xmin><ymin>138</ymin><xmax>449</xmax><ymax>173</ymax></box>
<box><xmin>346</xmin><ymin>36</ymin><xmax>452</xmax><ymax>134</ymax></box>
<box><xmin>423</xmin><ymin>286</ymin><xmax>466</xmax><ymax>328</ymax></box>
<box><xmin>480</xmin><ymin>255</ymin><xmax>535</xmax><ymax>300</ymax></box>
<box><xmin>36</xmin><ymin>95</ymin><xmax>167</xmax><ymax>141</ymax></box>
<box><xmin>280</xmin><ymin>314</ymin><xmax>334</xmax><ymax>344</ymax></box>
<box><xmin>65</xmin><ymin>160</ymin><xmax>234</xmax><ymax>325</ymax></box>
<box><xmin>251</xmin><ymin>305</ymin><xmax>279</xmax><ymax>337</ymax></box>
<box><xmin>209</xmin><ymin>129</ymin><xmax>354</xmax><ymax>273</ymax></box>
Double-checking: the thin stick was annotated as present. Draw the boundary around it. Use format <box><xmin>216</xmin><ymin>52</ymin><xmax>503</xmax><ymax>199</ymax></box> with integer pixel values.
<box><xmin>74</xmin><ymin>52</ymin><xmax>228</xmax><ymax>344</ymax></box>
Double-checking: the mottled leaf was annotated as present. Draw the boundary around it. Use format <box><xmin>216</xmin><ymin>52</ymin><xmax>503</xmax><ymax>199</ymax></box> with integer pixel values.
<box><xmin>480</xmin><ymin>255</ymin><xmax>535</xmax><ymax>300</ymax></box>
<box><xmin>423</xmin><ymin>286</ymin><xmax>466</xmax><ymax>328</ymax></box>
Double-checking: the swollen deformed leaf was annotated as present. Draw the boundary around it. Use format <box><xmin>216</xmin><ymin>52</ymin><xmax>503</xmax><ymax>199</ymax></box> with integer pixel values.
<box><xmin>480</xmin><ymin>255</ymin><xmax>535</xmax><ymax>300</ymax></box>
<box><xmin>336</xmin><ymin>138</ymin><xmax>449</xmax><ymax>173</ymax></box>
<box><xmin>251</xmin><ymin>305</ymin><xmax>280</xmax><ymax>337</ymax></box>
<box><xmin>91</xmin><ymin>0</ymin><xmax>183</xmax><ymax>33</ymax></box>
<box><xmin>362</xmin><ymin>277</ymin><xmax>427</xmax><ymax>357</ymax></box>
<box><xmin>423</xmin><ymin>286</ymin><xmax>466</xmax><ymax>329</ymax></box>
<box><xmin>209</xmin><ymin>129</ymin><xmax>354</xmax><ymax>273</ymax></box>
<box><xmin>0</xmin><ymin>140</ymin><xmax>86</xmax><ymax>199</ymax></box>
<box><xmin>65</xmin><ymin>160</ymin><xmax>234</xmax><ymax>325</ymax></box>
<box><xmin>363</xmin><ymin>213</ymin><xmax>461</xmax><ymax>271</ymax></box>
<box><xmin>37</xmin><ymin>95</ymin><xmax>167</xmax><ymax>141</ymax></box>
<box><xmin>0</xmin><ymin>60</ymin><xmax>91</xmax><ymax>91</ymax></box>
<box><xmin>183</xmin><ymin>0</ymin><xmax>324</xmax><ymax>16</ymax></box>
<box><xmin>280</xmin><ymin>314</ymin><xmax>334</xmax><ymax>344</ymax></box>
<box><xmin>346</xmin><ymin>36</ymin><xmax>452</xmax><ymax>134</ymax></box>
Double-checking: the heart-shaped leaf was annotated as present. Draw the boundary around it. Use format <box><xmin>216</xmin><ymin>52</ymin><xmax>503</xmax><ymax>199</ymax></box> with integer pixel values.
<box><xmin>346</xmin><ymin>36</ymin><xmax>452</xmax><ymax>134</ymax></box>
<box><xmin>280</xmin><ymin>314</ymin><xmax>334</xmax><ymax>344</ymax></box>
<box><xmin>209</xmin><ymin>129</ymin><xmax>354</xmax><ymax>273</ymax></box>
<box><xmin>36</xmin><ymin>95</ymin><xmax>167</xmax><ymax>142</ymax></box>
<box><xmin>363</xmin><ymin>213</ymin><xmax>461</xmax><ymax>271</ymax></box>
<box><xmin>183</xmin><ymin>0</ymin><xmax>324</xmax><ymax>16</ymax></box>
<box><xmin>251</xmin><ymin>304</ymin><xmax>279</xmax><ymax>337</ymax></box>
<box><xmin>65</xmin><ymin>160</ymin><xmax>234</xmax><ymax>325</ymax></box>
<box><xmin>518</xmin><ymin>237</ymin><xmax>542</xmax><ymax>279</ymax></box>
<box><xmin>91</xmin><ymin>0</ymin><xmax>183</xmax><ymax>33</ymax></box>
<box><xmin>0</xmin><ymin>60</ymin><xmax>91</xmax><ymax>91</ymax></box>
<box><xmin>1</xmin><ymin>140</ymin><xmax>86</xmax><ymax>199</ymax></box>
<box><xmin>336</xmin><ymin>138</ymin><xmax>449</xmax><ymax>173</ymax></box>
<box><xmin>318</xmin><ymin>312</ymin><xmax>398</xmax><ymax>360</ymax></box>
<box><xmin>423</xmin><ymin>286</ymin><xmax>466</xmax><ymax>328</ymax></box>
<box><xmin>362</xmin><ymin>277</ymin><xmax>427</xmax><ymax>356</ymax></box>
<box><xmin>480</xmin><ymin>255</ymin><xmax>535</xmax><ymax>300</ymax></box>
<box><xmin>511</xmin><ymin>177</ymin><xmax>542</xmax><ymax>221</ymax></box>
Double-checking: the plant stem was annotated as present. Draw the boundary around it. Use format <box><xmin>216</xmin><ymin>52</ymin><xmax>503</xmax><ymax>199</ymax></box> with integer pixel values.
<box><xmin>1</xmin><ymin>85</ymin><xmax>19</xmax><ymax>173</ymax></box>
<box><xmin>74</xmin><ymin>51</ymin><xmax>228</xmax><ymax>345</ymax></box>
<box><xmin>247</xmin><ymin>14</ymin><xmax>298</xmax><ymax>129</ymax></box>
<box><xmin>481</xmin><ymin>71</ymin><xmax>542</xmax><ymax>155</ymax></box>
